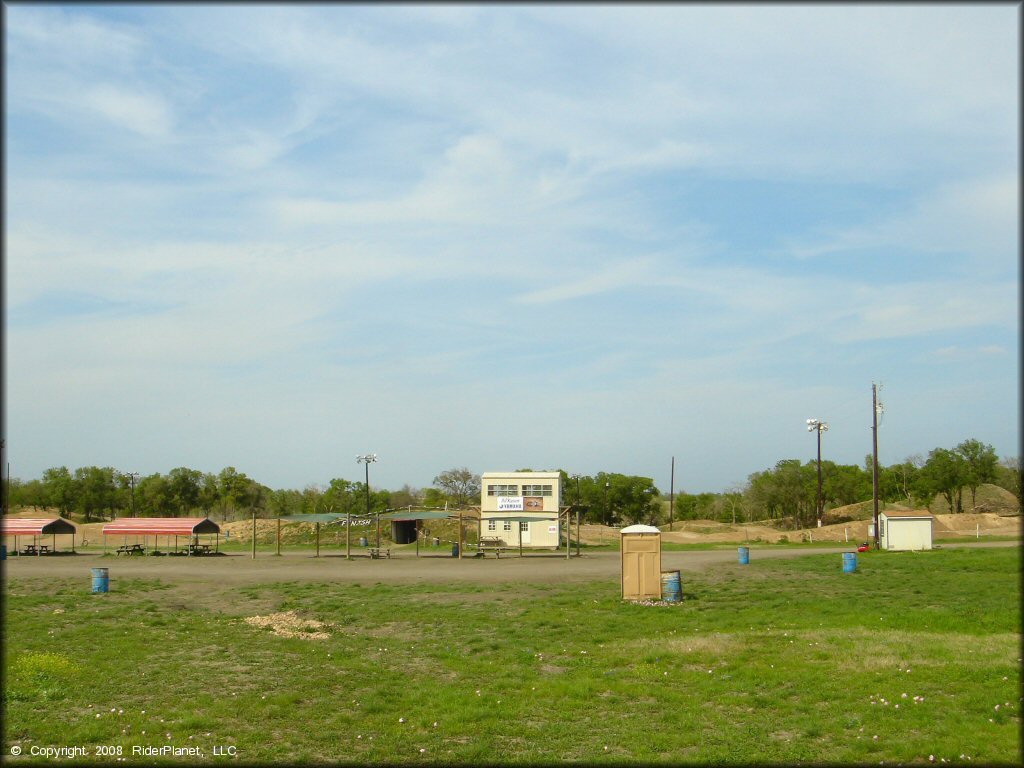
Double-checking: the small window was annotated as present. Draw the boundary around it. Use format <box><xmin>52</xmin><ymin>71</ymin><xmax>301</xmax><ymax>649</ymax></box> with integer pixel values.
<box><xmin>487</xmin><ymin>520</ymin><xmax>496</xmax><ymax>532</ymax></box>
<box><xmin>522</xmin><ymin>484</ymin><xmax>553</xmax><ymax>496</ymax></box>
<box><xmin>520</xmin><ymin>521</ymin><xmax>529</xmax><ymax>532</ymax></box>
<box><xmin>503</xmin><ymin>521</ymin><xmax>512</xmax><ymax>531</ymax></box>
<box><xmin>487</xmin><ymin>484</ymin><xmax>519</xmax><ymax>497</ymax></box>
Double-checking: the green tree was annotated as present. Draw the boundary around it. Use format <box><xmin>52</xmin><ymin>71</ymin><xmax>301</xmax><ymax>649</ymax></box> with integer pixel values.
<box><xmin>41</xmin><ymin>466</ymin><xmax>75</xmax><ymax>517</ymax></box>
<box><xmin>993</xmin><ymin>457</ymin><xmax>1021</xmax><ymax>510</ymax></box>
<box><xmin>137</xmin><ymin>473</ymin><xmax>173</xmax><ymax>517</ymax></box>
<box><xmin>167</xmin><ymin>467</ymin><xmax>203</xmax><ymax>515</ymax></box>
<box><xmin>955</xmin><ymin>439</ymin><xmax>998</xmax><ymax>511</ymax></box>
<box><xmin>917</xmin><ymin>448</ymin><xmax>966</xmax><ymax>513</ymax></box>
<box><xmin>432</xmin><ymin>468</ymin><xmax>480</xmax><ymax>507</ymax></box>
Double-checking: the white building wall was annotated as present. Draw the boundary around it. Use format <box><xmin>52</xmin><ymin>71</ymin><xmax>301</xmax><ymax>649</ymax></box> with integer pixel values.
<box><xmin>880</xmin><ymin>515</ymin><xmax>933</xmax><ymax>551</ymax></box>
<box><xmin>480</xmin><ymin>471</ymin><xmax>562</xmax><ymax>548</ymax></box>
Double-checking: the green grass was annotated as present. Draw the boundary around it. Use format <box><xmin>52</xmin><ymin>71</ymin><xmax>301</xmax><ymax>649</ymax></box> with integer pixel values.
<box><xmin>4</xmin><ymin>548</ymin><xmax>1021</xmax><ymax>764</ymax></box>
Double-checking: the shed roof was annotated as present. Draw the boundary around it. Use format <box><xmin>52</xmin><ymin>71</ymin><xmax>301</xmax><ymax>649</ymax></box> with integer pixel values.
<box><xmin>277</xmin><ymin>513</ymin><xmax>348</xmax><ymax>524</ymax></box>
<box><xmin>102</xmin><ymin>517</ymin><xmax>221</xmax><ymax>536</ymax></box>
<box><xmin>620</xmin><ymin>524</ymin><xmax>661</xmax><ymax>534</ymax></box>
<box><xmin>2</xmin><ymin>517</ymin><xmax>77</xmax><ymax>536</ymax></box>
<box><xmin>879</xmin><ymin>510</ymin><xmax>934</xmax><ymax>520</ymax></box>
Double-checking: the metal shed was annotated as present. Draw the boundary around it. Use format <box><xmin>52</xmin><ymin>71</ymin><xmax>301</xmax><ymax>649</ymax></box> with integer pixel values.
<box><xmin>620</xmin><ymin>524</ymin><xmax>662</xmax><ymax>599</ymax></box>
<box><xmin>101</xmin><ymin>517</ymin><xmax>221</xmax><ymax>555</ymax></box>
<box><xmin>879</xmin><ymin>511</ymin><xmax>934</xmax><ymax>551</ymax></box>
<box><xmin>2</xmin><ymin>517</ymin><xmax>78</xmax><ymax>555</ymax></box>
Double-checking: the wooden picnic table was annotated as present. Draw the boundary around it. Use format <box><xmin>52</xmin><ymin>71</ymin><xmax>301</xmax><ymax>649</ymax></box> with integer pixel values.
<box><xmin>116</xmin><ymin>544</ymin><xmax>145</xmax><ymax>556</ymax></box>
<box><xmin>368</xmin><ymin>547</ymin><xmax>390</xmax><ymax>559</ymax></box>
<box><xmin>185</xmin><ymin>543</ymin><xmax>213</xmax><ymax>555</ymax></box>
<box><xmin>21</xmin><ymin>544</ymin><xmax>50</xmax><ymax>556</ymax></box>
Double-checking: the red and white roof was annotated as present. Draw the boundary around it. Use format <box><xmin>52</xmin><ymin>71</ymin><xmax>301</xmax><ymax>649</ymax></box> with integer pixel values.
<box><xmin>102</xmin><ymin>517</ymin><xmax>221</xmax><ymax>536</ymax></box>
<box><xmin>2</xmin><ymin>517</ymin><xmax>77</xmax><ymax>536</ymax></box>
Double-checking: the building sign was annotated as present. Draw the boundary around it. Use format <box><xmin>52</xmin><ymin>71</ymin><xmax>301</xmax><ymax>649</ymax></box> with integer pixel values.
<box><xmin>547</xmin><ymin>525</ymin><xmax>558</xmax><ymax>534</ymax></box>
<box><xmin>497</xmin><ymin>496</ymin><xmax>524</xmax><ymax>511</ymax></box>
<box><xmin>524</xmin><ymin>497</ymin><xmax>544</xmax><ymax>511</ymax></box>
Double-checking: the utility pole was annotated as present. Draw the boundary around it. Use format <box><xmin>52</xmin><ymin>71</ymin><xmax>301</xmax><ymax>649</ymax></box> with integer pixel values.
<box><xmin>126</xmin><ymin>472</ymin><xmax>139</xmax><ymax>518</ymax></box>
<box><xmin>872</xmin><ymin>383</ymin><xmax>883</xmax><ymax>549</ymax></box>
<box><xmin>669</xmin><ymin>456</ymin><xmax>675</xmax><ymax>531</ymax></box>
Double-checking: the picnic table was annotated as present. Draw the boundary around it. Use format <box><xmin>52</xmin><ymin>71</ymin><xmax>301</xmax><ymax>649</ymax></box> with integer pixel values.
<box><xmin>21</xmin><ymin>544</ymin><xmax>50</xmax><ymax>556</ymax></box>
<box><xmin>117</xmin><ymin>544</ymin><xmax>145</xmax><ymax>556</ymax></box>
<box><xmin>477</xmin><ymin>544</ymin><xmax>512</xmax><ymax>558</ymax></box>
<box><xmin>368</xmin><ymin>547</ymin><xmax>390</xmax><ymax>559</ymax></box>
<box><xmin>185</xmin><ymin>543</ymin><xmax>213</xmax><ymax>555</ymax></box>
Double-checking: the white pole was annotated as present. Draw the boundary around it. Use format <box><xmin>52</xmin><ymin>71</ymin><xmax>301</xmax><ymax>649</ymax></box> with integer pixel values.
<box><xmin>976</xmin><ymin>524</ymin><xmax>979</xmax><ymax>540</ymax></box>
<box><xmin>845</xmin><ymin>527</ymin><xmax>848</xmax><ymax>543</ymax></box>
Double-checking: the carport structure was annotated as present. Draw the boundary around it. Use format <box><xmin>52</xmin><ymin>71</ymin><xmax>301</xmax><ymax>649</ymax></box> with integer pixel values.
<box><xmin>101</xmin><ymin>517</ymin><xmax>221</xmax><ymax>555</ymax></box>
<box><xmin>376</xmin><ymin>507</ymin><xmax>484</xmax><ymax>558</ymax></box>
<box><xmin>3</xmin><ymin>517</ymin><xmax>78</xmax><ymax>555</ymax></box>
<box><xmin>274</xmin><ymin>513</ymin><xmax>350</xmax><ymax>557</ymax></box>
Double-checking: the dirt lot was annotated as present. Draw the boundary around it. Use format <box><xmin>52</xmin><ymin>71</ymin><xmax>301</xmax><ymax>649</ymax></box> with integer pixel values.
<box><xmin>3</xmin><ymin>540</ymin><xmax>1017</xmax><ymax>589</ymax></box>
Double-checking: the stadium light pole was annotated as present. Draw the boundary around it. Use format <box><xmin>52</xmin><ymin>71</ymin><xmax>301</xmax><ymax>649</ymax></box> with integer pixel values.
<box><xmin>357</xmin><ymin>454</ymin><xmax>379</xmax><ymax>551</ymax></box>
<box><xmin>806</xmin><ymin>419</ymin><xmax>829</xmax><ymax>527</ymax></box>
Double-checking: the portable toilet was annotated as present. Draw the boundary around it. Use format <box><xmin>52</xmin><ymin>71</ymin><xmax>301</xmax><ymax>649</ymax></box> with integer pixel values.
<box><xmin>620</xmin><ymin>524</ymin><xmax>662</xmax><ymax>600</ymax></box>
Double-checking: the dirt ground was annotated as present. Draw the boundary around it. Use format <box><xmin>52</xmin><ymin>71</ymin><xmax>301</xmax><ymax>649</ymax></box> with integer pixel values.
<box><xmin>3</xmin><ymin>540</ymin><xmax>1017</xmax><ymax>589</ymax></box>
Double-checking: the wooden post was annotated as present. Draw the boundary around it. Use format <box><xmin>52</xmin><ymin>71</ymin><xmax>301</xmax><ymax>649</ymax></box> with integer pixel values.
<box><xmin>277</xmin><ymin>517</ymin><xmax>281</xmax><ymax>556</ymax></box>
<box><xmin>565</xmin><ymin>509</ymin><xmax>570</xmax><ymax>560</ymax></box>
<box><xmin>251</xmin><ymin>512</ymin><xmax>256</xmax><ymax>559</ymax></box>
<box><xmin>346</xmin><ymin>512</ymin><xmax>352</xmax><ymax>560</ymax></box>
<box><xmin>316</xmin><ymin>522</ymin><xmax>320</xmax><ymax>558</ymax></box>
<box><xmin>458</xmin><ymin>510</ymin><xmax>463</xmax><ymax>559</ymax></box>
<box><xmin>575</xmin><ymin>508</ymin><xmax>580</xmax><ymax>557</ymax></box>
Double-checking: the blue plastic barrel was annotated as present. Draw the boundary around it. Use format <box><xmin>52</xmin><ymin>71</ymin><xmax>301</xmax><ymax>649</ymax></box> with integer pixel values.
<box><xmin>91</xmin><ymin>567</ymin><xmax>109</xmax><ymax>594</ymax></box>
<box><xmin>451</xmin><ymin>543</ymin><xmax>459</xmax><ymax>557</ymax></box>
<box><xmin>1</xmin><ymin>544</ymin><xmax>6</xmax><ymax>560</ymax></box>
<box><xmin>661</xmin><ymin>570</ymin><xmax>682</xmax><ymax>602</ymax></box>
<box><xmin>738</xmin><ymin>546</ymin><xmax>750</xmax><ymax>565</ymax></box>
<box><xmin>842</xmin><ymin>552</ymin><xmax>857</xmax><ymax>573</ymax></box>
<box><xmin>358</xmin><ymin>537</ymin><xmax>368</xmax><ymax>547</ymax></box>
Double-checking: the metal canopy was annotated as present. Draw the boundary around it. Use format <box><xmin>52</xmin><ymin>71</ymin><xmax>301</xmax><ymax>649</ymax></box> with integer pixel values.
<box><xmin>378</xmin><ymin>510</ymin><xmax>479</xmax><ymax>522</ymax></box>
<box><xmin>277</xmin><ymin>513</ymin><xmax>349</xmax><ymax>524</ymax></box>
<box><xmin>102</xmin><ymin>517</ymin><xmax>221</xmax><ymax>536</ymax></box>
<box><xmin>2</xmin><ymin>518</ymin><xmax>78</xmax><ymax>536</ymax></box>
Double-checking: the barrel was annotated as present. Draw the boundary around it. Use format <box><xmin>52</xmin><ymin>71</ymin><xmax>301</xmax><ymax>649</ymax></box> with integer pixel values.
<box><xmin>660</xmin><ymin>570</ymin><xmax>682</xmax><ymax>602</ymax></box>
<box><xmin>358</xmin><ymin>537</ymin><xmax>368</xmax><ymax>547</ymax></box>
<box><xmin>842</xmin><ymin>552</ymin><xmax>857</xmax><ymax>574</ymax></box>
<box><xmin>738</xmin><ymin>546</ymin><xmax>750</xmax><ymax>565</ymax></box>
<box><xmin>451</xmin><ymin>543</ymin><xmax>460</xmax><ymax>557</ymax></box>
<box><xmin>91</xmin><ymin>567</ymin><xmax>109</xmax><ymax>594</ymax></box>
<box><xmin>0</xmin><ymin>544</ymin><xmax>6</xmax><ymax>561</ymax></box>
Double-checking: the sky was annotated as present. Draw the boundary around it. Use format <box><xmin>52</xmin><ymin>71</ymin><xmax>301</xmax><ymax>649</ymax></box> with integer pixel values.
<box><xmin>3</xmin><ymin>4</ymin><xmax>1020</xmax><ymax>495</ymax></box>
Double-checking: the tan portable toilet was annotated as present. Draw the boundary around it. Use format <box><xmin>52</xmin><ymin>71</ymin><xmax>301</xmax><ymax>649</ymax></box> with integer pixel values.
<box><xmin>620</xmin><ymin>524</ymin><xmax>662</xmax><ymax>600</ymax></box>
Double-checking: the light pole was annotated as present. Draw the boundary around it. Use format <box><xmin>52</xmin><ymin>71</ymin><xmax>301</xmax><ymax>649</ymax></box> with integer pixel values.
<box><xmin>126</xmin><ymin>472</ymin><xmax>139</xmax><ymax>518</ymax></box>
<box><xmin>357</xmin><ymin>453</ymin><xmax>379</xmax><ymax>552</ymax></box>
<box><xmin>604</xmin><ymin>481</ymin><xmax>611</xmax><ymax>527</ymax></box>
<box><xmin>806</xmin><ymin>419</ymin><xmax>829</xmax><ymax>527</ymax></box>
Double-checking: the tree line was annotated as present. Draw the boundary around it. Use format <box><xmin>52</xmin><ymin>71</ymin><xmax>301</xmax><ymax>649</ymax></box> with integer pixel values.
<box><xmin>3</xmin><ymin>438</ymin><xmax>1019</xmax><ymax>526</ymax></box>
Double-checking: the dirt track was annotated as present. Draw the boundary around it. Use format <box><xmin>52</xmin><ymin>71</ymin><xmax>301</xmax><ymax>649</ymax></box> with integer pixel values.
<box><xmin>2</xmin><ymin>542</ymin><xmax>1016</xmax><ymax>587</ymax></box>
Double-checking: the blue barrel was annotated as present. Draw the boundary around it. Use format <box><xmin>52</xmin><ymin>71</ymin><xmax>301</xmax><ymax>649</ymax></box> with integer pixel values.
<box><xmin>660</xmin><ymin>570</ymin><xmax>682</xmax><ymax>602</ymax></box>
<box><xmin>1</xmin><ymin>544</ymin><xmax>6</xmax><ymax>560</ymax></box>
<box><xmin>451</xmin><ymin>543</ymin><xmax>459</xmax><ymax>557</ymax></box>
<box><xmin>91</xmin><ymin>567</ymin><xmax>109</xmax><ymax>594</ymax></box>
<box><xmin>843</xmin><ymin>552</ymin><xmax>857</xmax><ymax>573</ymax></box>
<box><xmin>358</xmin><ymin>537</ymin><xmax>368</xmax><ymax>547</ymax></box>
<box><xmin>738</xmin><ymin>546</ymin><xmax>750</xmax><ymax>565</ymax></box>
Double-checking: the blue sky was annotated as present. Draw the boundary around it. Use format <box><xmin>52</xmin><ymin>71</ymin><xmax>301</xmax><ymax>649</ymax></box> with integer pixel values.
<box><xmin>4</xmin><ymin>4</ymin><xmax>1019</xmax><ymax>494</ymax></box>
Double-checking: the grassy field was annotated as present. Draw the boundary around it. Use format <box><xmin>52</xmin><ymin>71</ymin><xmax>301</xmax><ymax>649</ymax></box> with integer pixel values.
<box><xmin>3</xmin><ymin>546</ymin><xmax>1020</xmax><ymax>765</ymax></box>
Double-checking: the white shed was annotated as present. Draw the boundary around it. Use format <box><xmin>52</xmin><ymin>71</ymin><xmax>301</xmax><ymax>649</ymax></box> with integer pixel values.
<box><xmin>879</xmin><ymin>510</ymin><xmax>934</xmax><ymax>551</ymax></box>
